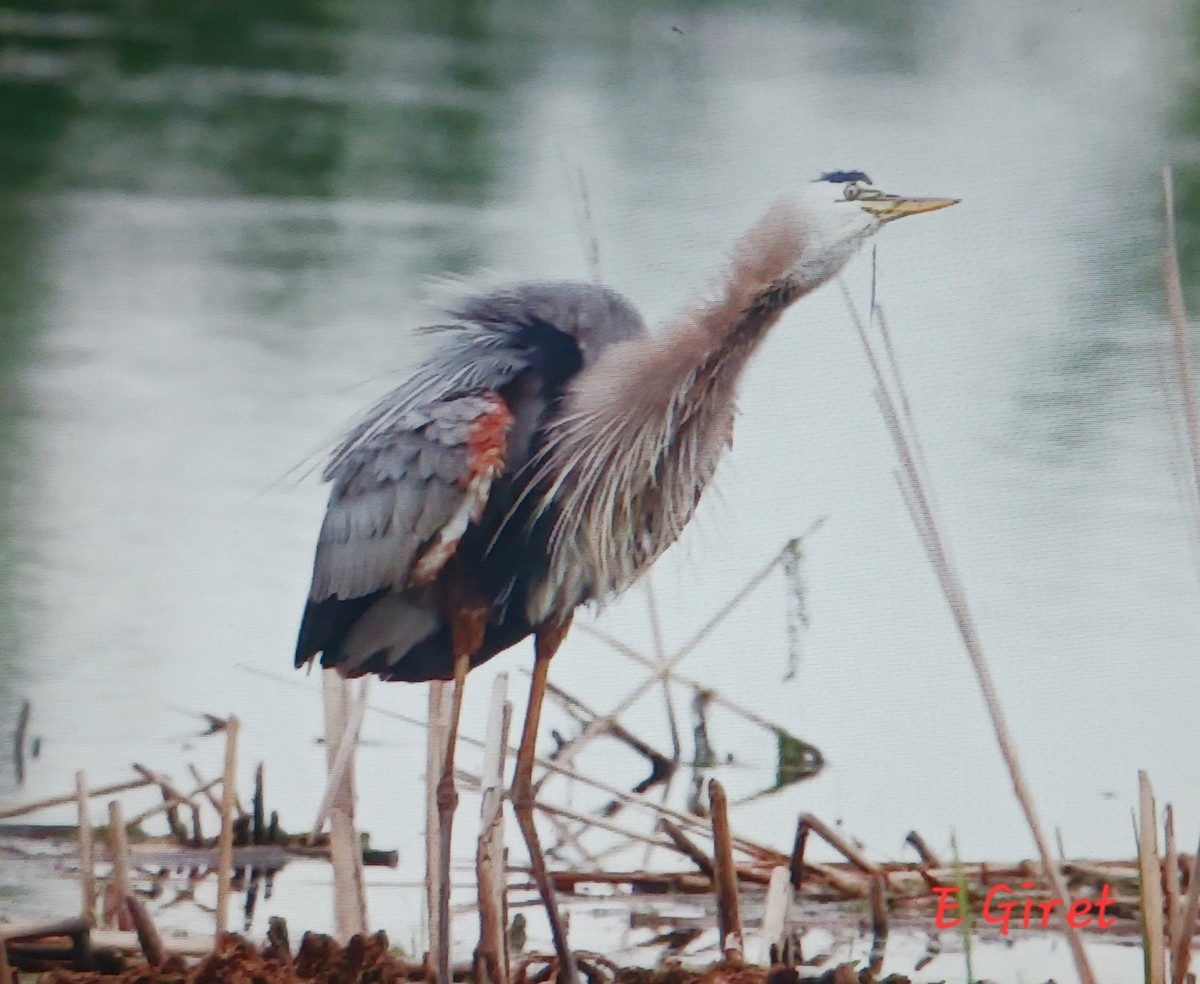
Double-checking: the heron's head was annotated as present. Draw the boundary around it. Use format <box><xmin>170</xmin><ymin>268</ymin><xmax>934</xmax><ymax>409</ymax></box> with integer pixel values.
<box><xmin>773</xmin><ymin>171</ymin><xmax>958</xmax><ymax>288</ymax></box>
<box><xmin>801</xmin><ymin>170</ymin><xmax>959</xmax><ymax>244</ymax></box>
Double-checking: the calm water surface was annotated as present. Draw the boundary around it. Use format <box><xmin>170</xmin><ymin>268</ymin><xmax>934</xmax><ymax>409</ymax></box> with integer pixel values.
<box><xmin>0</xmin><ymin>0</ymin><xmax>1197</xmax><ymax>974</ymax></box>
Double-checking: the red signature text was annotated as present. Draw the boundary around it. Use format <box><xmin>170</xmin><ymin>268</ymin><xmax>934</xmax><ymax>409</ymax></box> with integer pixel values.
<box><xmin>933</xmin><ymin>883</ymin><xmax>1119</xmax><ymax>935</ymax></box>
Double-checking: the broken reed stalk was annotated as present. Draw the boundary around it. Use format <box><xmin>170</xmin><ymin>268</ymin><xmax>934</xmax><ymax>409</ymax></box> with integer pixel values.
<box><xmin>708</xmin><ymin>780</ymin><xmax>743</xmax><ymax>962</ymax></box>
<box><xmin>215</xmin><ymin>715</ymin><xmax>239</xmax><ymax>937</ymax></box>
<box><xmin>426</xmin><ymin>681</ymin><xmax>452</xmax><ymax>978</ymax></box>
<box><xmin>322</xmin><ymin>671</ymin><xmax>369</xmax><ymax>942</ymax></box>
<box><xmin>0</xmin><ymin>776</ymin><xmax>154</xmax><ymax>821</ymax></box>
<box><xmin>106</xmin><ymin>800</ymin><xmax>131</xmax><ymax>929</ymax></box>
<box><xmin>1139</xmin><ymin>772</ymin><xmax>1166</xmax><ymax>984</ymax></box>
<box><xmin>789</xmin><ymin>817</ymin><xmax>809</xmax><ymax>891</ymax></box>
<box><xmin>0</xmin><ymin>935</ymin><xmax>10</xmax><ymax>984</ymax></box>
<box><xmin>1171</xmin><ymin>830</ymin><xmax>1200</xmax><ymax>984</ymax></box>
<box><xmin>125</xmin><ymin>894</ymin><xmax>164</xmax><ymax>967</ymax></box>
<box><xmin>760</xmin><ymin>866</ymin><xmax>793</xmax><ymax>965</ymax></box>
<box><xmin>839</xmin><ymin>280</ymin><xmax>1097</xmax><ymax>984</ymax></box>
<box><xmin>475</xmin><ymin>674</ymin><xmax>512</xmax><ymax>984</ymax></box>
<box><xmin>253</xmin><ymin>764</ymin><xmax>266</xmax><ymax>845</ymax></box>
<box><xmin>904</xmin><ymin>830</ymin><xmax>942</xmax><ymax>868</ymax></box>
<box><xmin>868</xmin><ymin>874</ymin><xmax>889</xmax><ymax>976</ymax></box>
<box><xmin>75</xmin><ymin>771</ymin><xmax>96</xmax><ymax>921</ymax></box>
<box><xmin>1165</xmin><ymin>805</ymin><xmax>1181</xmax><ymax>977</ymax></box>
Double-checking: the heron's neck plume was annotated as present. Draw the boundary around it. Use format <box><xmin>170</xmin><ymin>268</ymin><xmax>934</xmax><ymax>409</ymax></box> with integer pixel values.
<box><xmin>529</xmin><ymin>199</ymin><xmax>845</xmax><ymax>619</ymax></box>
<box><xmin>568</xmin><ymin>197</ymin><xmax>843</xmax><ymax>424</ymax></box>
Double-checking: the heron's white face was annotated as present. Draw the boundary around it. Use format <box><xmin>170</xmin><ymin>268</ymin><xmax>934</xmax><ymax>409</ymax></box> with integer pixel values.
<box><xmin>788</xmin><ymin>172</ymin><xmax>959</xmax><ymax>283</ymax></box>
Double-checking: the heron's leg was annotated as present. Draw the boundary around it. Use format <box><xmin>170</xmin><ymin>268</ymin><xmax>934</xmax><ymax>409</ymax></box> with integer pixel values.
<box><xmin>511</xmin><ymin>617</ymin><xmax>576</xmax><ymax>984</ymax></box>
<box><xmin>435</xmin><ymin>609</ymin><xmax>486</xmax><ymax>984</ymax></box>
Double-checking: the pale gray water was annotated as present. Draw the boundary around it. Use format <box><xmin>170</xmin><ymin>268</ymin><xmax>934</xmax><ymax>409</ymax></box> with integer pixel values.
<box><xmin>0</xmin><ymin>0</ymin><xmax>1197</xmax><ymax>976</ymax></box>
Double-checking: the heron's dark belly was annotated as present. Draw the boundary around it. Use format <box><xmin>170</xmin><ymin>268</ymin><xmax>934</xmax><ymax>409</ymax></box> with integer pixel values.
<box><xmin>353</xmin><ymin>475</ymin><xmax>567</xmax><ymax>683</ymax></box>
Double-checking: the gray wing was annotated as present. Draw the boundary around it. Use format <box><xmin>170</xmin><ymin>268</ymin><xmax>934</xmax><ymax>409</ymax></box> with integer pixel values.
<box><xmin>307</xmin><ymin>390</ymin><xmax>515</xmax><ymax>604</ymax></box>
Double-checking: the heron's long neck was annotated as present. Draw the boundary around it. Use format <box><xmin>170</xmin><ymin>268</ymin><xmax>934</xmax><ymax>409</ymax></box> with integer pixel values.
<box><xmin>658</xmin><ymin>199</ymin><xmax>860</xmax><ymax>410</ymax></box>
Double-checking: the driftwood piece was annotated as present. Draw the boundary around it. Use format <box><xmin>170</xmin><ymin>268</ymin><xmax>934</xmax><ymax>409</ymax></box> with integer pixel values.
<box><xmin>75</xmin><ymin>772</ymin><xmax>96</xmax><ymax>921</ymax></box>
<box><xmin>708</xmin><ymin>780</ymin><xmax>743</xmax><ymax>961</ymax></box>
<box><xmin>215</xmin><ymin>715</ymin><xmax>240</xmax><ymax>937</ymax></box>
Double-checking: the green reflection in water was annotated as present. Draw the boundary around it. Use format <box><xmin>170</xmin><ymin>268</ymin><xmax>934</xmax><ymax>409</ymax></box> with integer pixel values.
<box><xmin>0</xmin><ymin>76</ymin><xmax>74</xmax><ymax>788</ymax></box>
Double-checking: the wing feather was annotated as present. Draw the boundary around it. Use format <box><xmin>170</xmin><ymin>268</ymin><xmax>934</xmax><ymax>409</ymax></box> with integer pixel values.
<box><xmin>307</xmin><ymin>391</ymin><xmax>514</xmax><ymax>605</ymax></box>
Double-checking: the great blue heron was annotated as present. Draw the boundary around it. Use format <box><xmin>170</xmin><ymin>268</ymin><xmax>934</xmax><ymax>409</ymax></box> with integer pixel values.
<box><xmin>294</xmin><ymin>171</ymin><xmax>956</xmax><ymax>983</ymax></box>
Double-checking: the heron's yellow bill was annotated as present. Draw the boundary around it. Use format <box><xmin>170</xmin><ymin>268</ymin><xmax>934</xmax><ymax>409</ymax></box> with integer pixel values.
<box><xmin>861</xmin><ymin>195</ymin><xmax>960</xmax><ymax>223</ymax></box>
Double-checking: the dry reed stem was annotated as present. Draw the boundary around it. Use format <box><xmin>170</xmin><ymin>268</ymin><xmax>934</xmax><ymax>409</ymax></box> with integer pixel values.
<box><xmin>800</xmin><ymin>813</ymin><xmax>880</xmax><ymax>878</ymax></box>
<box><xmin>106</xmin><ymin>800</ymin><xmax>131</xmax><ymax>930</ymax></box>
<box><xmin>867</xmin><ymin>874</ymin><xmax>889</xmax><ymax>976</ymax></box>
<box><xmin>659</xmin><ymin>818</ymin><xmax>716</xmax><ymax>877</ymax></box>
<box><xmin>322</xmin><ymin>672</ymin><xmax>369</xmax><ymax>942</ymax></box>
<box><xmin>75</xmin><ymin>771</ymin><xmax>96</xmax><ymax>922</ymax></box>
<box><xmin>426</xmin><ymin>681</ymin><xmax>452</xmax><ymax>977</ymax></box>
<box><xmin>904</xmin><ymin>831</ymin><xmax>942</xmax><ymax>868</ymax></box>
<box><xmin>536</xmin><ymin>800</ymin><xmax>675</xmax><ymax>854</ymax></box>
<box><xmin>0</xmin><ymin>776</ymin><xmax>154</xmax><ymax>821</ymax></box>
<box><xmin>577</xmin><ymin>623</ymin><xmax>796</xmax><ymax>736</ymax></box>
<box><xmin>541</xmin><ymin>538</ymin><xmax>805</xmax><ymax>782</ymax></box>
<box><xmin>789</xmin><ymin>817</ymin><xmax>809</xmax><ymax>891</ymax></box>
<box><xmin>215</xmin><ymin>715</ymin><xmax>239</xmax><ymax>938</ymax></box>
<box><xmin>0</xmin><ymin>935</ymin><xmax>10</xmax><ymax>984</ymax></box>
<box><xmin>1161</xmin><ymin>168</ymin><xmax>1200</xmax><ymax>510</ymax></box>
<box><xmin>838</xmin><ymin>279</ymin><xmax>1097</xmax><ymax>984</ymax></box>
<box><xmin>188</xmin><ymin>764</ymin><xmax>225</xmax><ymax>815</ymax></box>
<box><xmin>312</xmin><ymin>673</ymin><xmax>372</xmax><ymax>842</ymax></box>
<box><xmin>1165</xmin><ymin>805</ymin><xmax>1181</xmax><ymax>976</ymax></box>
<box><xmin>476</xmin><ymin>674</ymin><xmax>511</xmax><ymax>984</ymax></box>
<box><xmin>1139</xmin><ymin>772</ymin><xmax>1166</xmax><ymax>984</ymax></box>
<box><xmin>760</xmin><ymin>866</ymin><xmax>793</xmax><ymax>965</ymax></box>
<box><xmin>708</xmin><ymin>780</ymin><xmax>743</xmax><ymax>962</ymax></box>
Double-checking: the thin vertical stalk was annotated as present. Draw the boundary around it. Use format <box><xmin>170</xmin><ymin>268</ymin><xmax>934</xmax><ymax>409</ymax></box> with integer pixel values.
<box><xmin>106</xmin><ymin>800</ymin><xmax>131</xmax><ymax>930</ymax></box>
<box><xmin>708</xmin><ymin>780</ymin><xmax>743</xmax><ymax>962</ymax></box>
<box><xmin>215</xmin><ymin>716</ymin><xmax>239</xmax><ymax>938</ymax></box>
<box><xmin>75</xmin><ymin>772</ymin><xmax>96</xmax><ymax>922</ymax></box>
<box><xmin>425</xmin><ymin>681</ymin><xmax>452</xmax><ymax>977</ymax></box>
<box><xmin>839</xmin><ymin>281</ymin><xmax>1096</xmax><ymax>984</ymax></box>
<box><xmin>1140</xmin><ymin>773</ymin><xmax>1166</xmax><ymax>984</ymax></box>
<box><xmin>476</xmin><ymin>674</ymin><xmax>512</xmax><ymax>984</ymax></box>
